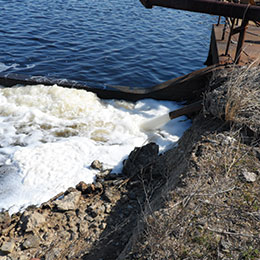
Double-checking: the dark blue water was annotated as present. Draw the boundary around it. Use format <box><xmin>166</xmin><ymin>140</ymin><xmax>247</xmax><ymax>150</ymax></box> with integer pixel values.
<box><xmin>0</xmin><ymin>0</ymin><xmax>217</xmax><ymax>88</ymax></box>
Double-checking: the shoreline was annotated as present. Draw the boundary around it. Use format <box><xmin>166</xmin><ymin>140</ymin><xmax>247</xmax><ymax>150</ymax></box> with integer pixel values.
<box><xmin>0</xmin><ymin>65</ymin><xmax>259</xmax><ymax>259</ymax></box>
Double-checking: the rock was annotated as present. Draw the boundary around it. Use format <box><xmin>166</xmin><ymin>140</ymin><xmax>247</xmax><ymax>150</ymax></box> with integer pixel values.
<box><xmin>94</xmin><ymin>182</ymin><xmax>103</xmax><ymax>192</ymax></box>
<box><xmin>0</xmin><ymin>211</ymin><xmax>11</xmax><ymax>230</ymax></box>
<box><xmin>19</xmin><ymin>256</ymin><xmax>30</xmax><ymax>260</ymax></box>
<box><xmin>122</xmin><ymin>142</ymin><xmax>159</xmax><ymax>177</ymax></box>
<box><xmin>59</xmin><ymin>231</ymin><xmax>71</xmax><ymax>240</ymax></box>
<box><xmin>69</xmin><ymin>227</ymin><xmax>79</xmax><ymax>240</ymax></box>
<box><xmin>103</xmin><ymin>189</ymin><xmax>120</xmax><ymax>203</ymax></box>
<box><xmin>0</xmin><ymin>256</ymin><xmax>13</xmax><ymax>260</ymax></box>
<box><xmin>54</xmin><ymin>190</ymin><xmax>81</xmax><ymax>211</ymax></box>
<box><xmin>66</xmin><ymin>187</ymin><xmax>78</xmax><ymax>194</ymax></box>
<box><xmin>76</xmin><ymin>181</ymin><xmax>100</xmax><ymax>195</ymax></box>
<box><xmin>99</xmin><ymin>222</ymin><xmax>107</xmax><ymax>229</ymax></box>
<box><xmin>22</xmin><ymin>235</ymin><xmax>40</xmax><ymax>249</ymax></box>
<box><xmin>0</xmin><ymin>240</ymin><xmax>15</xmax><ymax>254</ymax></box>
<box><xmin>76</xmin><ymin>181</ymin><xmax>89</xmax><ymax>193</ymax></box>
<box><xmin>86</xmin><ymin>206</ymin><xmax>98</xmax><ymax>218</ymax></box>
<box><xmin>79</xmin><ymin>221</ymin><xmax>89</xmax><ymax>235</ymax></box>
<box><xmin>65</xmin><ymin>210</ymin><xmax>77</xmax><ymax>223</ymax></box>
<box><xmin>105</xmin><ymin>204</ymin><xmax>112</xmax><ymax>214</ymax></box>
<box><xmin>241</xmin><ymin>170</ymin><xmax>257</xmax><ymax>183</ymax></box>
<box><xmin>96</xmin><ymin>169</ymin><xmax>111</xmax><ymax>178</ymax></box>
<box><xmin>91</xmin><ymin>160</ymin><xmax>103</xmax><ymax>171</ymax></box>
<box><xmin>45</xmin><ymin>248</ymin><xmax>62</xmax><ymax>260</ymax></box>
<box><xmin>21</xmin><ymin>212</ymin><xmax>46</xmax><ymax>232</ymax></box>
<box><xmin>86</xmin><ymin>203</ymin><xmax>106</xmax><ymax>220</ymax></box>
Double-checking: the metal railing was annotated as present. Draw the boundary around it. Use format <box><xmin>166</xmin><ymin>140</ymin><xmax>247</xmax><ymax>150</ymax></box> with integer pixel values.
<box><xmin>140</xmin><ymin>0</ymin><xmax>260</xmax><ymax>64</ymax></box>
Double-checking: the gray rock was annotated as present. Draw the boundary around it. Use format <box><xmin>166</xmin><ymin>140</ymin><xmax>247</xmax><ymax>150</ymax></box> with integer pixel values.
<box><xmin>21</xmin><ymin>212</ymin><xmax>46</xmax><ymax>232</ymax></box>
<box><xmin>54</xmin><ymin>190</ymin><xmax>81</xmax><ymax>211</ymax></box>
<box><xmin>103</xmin><ymin>189</ymin><xmax>120</xmax><ymax>203</ymax></box>
<box><xmin>59</xmin><ymin>231</ymin><xmax>71</xmax><ymax>240</ymax></box>
<box><xmin>0</xmin><ymin>240</ymin><xmax>15</xmax><ymax>254</ymax></box>
<box><xmin>96</xmin><ymin>169</ymin><xmax>112</xmax><ymax>179</ymax></box>
<box><xmin>19</xmin><ymin>256</ymin><xmax>29</xmax><ymax>260</ymax></box>
<box><xmin>79</xmin><ymin>220</ymin><xmax>89</xmax><ymax>235</ymax></box>
<box><xmin>122</xmin><ymin>143</ymin><xmax>159</xmax><ymax>177</ymax></box>
<box><xmin>0</xmin><ymin>211</ymin><xmax>11</xmax><ymax>230</ymax></box>
<box><xmin>94</xmin><ymin>182</ymin><xmax>103</xmax><ymax>191</ymax></box>
<box><xmin>45</xmin><ymin>248</ymin><xmax>62</xmax><ymax>260</ymax></box>
<box><xmin>241</xmin><ymin>170</ymin><xmax>257</xmax><ymax>183</ymax></box>
<box><xmin>22</xmin><ymin>234</ymin><xmax>40</xmax><ymax>249</ymax></box>
<box><xmin>91</xmin><ymin>160</ymin><xmax>103</xmax><ymax>171</ymax></box>
<box><xmin>0</xmin><ymin>256</ymin><xmax>13</xmax><ymax>260</ymax></box>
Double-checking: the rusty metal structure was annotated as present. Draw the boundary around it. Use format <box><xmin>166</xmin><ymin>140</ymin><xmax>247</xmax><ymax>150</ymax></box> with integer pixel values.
<box><xmin>140</xmin><ymin>0</ymin><xmax>260</xmax><ymax>63</ymax></box>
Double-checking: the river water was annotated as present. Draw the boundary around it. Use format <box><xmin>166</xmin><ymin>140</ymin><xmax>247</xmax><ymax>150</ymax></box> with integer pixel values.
<box><xmin>0</xmin><ymin>0</ymin><xmax>216</xmax><ymax>88</ymax></box>
<box><xmin>0</xmin><ymin>0</ymin><xmax>217</xmax><ymax>213</ymax></box>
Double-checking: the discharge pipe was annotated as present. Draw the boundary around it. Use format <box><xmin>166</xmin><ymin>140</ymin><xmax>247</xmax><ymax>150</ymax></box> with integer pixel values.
<box><xmin>140</xmin><ymin>0</ymin><xmax>260</xmax><ymax>21</ymax></box>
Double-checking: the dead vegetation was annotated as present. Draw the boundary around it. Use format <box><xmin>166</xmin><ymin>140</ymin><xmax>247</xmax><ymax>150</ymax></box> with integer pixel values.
<box><xmin>205</xmin><ymin>65</ymin><xmax>260</xmax><ymax>134</ymax></box>
<box><xmin>121</xmin><ymin>65</ymin><xmax>260</xmax><ymax>260</ymax></box>
<box><xmin>124</xmin><ymin>128</ymin><xmax>260</xmax><ymax>260</ymax></box>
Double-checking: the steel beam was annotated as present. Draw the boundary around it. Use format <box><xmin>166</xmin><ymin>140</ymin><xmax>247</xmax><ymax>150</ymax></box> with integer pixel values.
<box><xmin>140</xmin><ymin>0</ymin><xmax>260</xmax><ymax>21</ymax></box>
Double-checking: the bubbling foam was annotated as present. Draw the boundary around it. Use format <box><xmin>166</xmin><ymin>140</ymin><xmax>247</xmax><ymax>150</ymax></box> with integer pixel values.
<box><xmin>0</xmin><ymin>84</ymin><xmax>190</xmax><ymax>213</ymax></box>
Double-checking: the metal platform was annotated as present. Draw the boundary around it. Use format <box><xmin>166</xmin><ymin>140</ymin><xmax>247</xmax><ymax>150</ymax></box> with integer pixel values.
<box><xmin>139</xmin><ymin>0</ymin><xmax>260</xmax><ymax>66</ymax></box>
<box><xmin>207</xmin><ymin>23</ymin><xmax>260</xmax><ymax>66</ymax></box>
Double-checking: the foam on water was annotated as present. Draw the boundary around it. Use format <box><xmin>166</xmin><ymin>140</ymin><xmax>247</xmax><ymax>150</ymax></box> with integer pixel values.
<box><xmin>0</xmin><ymin>84</ymin><xmax>190</xmax><ymax>214</ymax></box>
<box><xmin>0</xmin><ymin>62</ymin><xmax>18</xmax><ymax>73</ymax></box>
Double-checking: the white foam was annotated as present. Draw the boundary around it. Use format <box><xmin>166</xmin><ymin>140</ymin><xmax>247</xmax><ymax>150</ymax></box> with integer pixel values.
<box><xmin>0</xmin><ymin>84</ymin><xmax>190</xmax><ymax>214</ymax></box>
<box><xmin>0</xmin><ymin>62</ymin><xmax>19</xmax><ymax>72</ymax></box>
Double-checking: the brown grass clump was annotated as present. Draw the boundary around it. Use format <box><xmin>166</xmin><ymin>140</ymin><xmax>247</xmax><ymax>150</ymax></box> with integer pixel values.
<box><xmin>205</xmin><ymin>65</ymin><xmax>260</xmax><ymax>134</ymax></box>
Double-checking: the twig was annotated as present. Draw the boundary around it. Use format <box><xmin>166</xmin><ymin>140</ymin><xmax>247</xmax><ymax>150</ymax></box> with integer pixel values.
<box><xmin>195</xmin><ymin>186</ymin><xmax>236</xmax><ymax>197</ymax></box>
<box><xmin>207</xmin><ymin>227</ymin><xmax>259</xmax><ymax>238</ymax></box>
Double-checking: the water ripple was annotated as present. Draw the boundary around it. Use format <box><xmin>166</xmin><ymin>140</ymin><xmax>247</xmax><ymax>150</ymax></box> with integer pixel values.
<box><xmin>0</xmin><ymin>0</ymin><xmax>217</xmax><ymax>88</ymax></box>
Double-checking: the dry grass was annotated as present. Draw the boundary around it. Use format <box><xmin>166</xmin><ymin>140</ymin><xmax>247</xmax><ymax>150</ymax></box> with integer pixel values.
<box><xmin>205</xmin><ymin>65</ymin><xmax>260</xmax><ymax>135</ymax></box>
<box><xmin>128</xmin><ymin>130</ymin><xmax>260</xmax><ymax>260</ymax></box>
<box><xmin>122</xmin><ymin>64</ymin><xmax>260</xmax><ymax>260</ymax></box>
